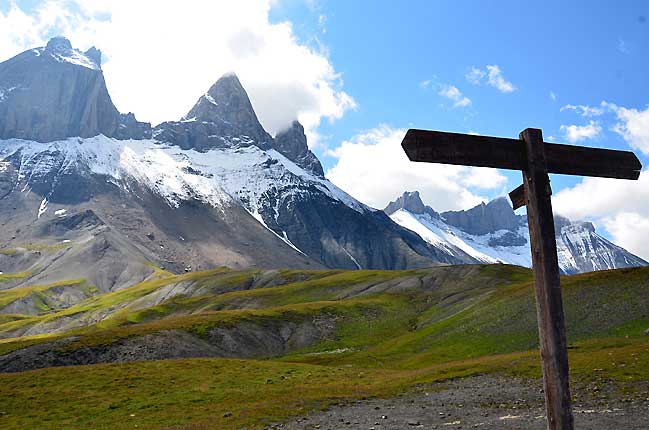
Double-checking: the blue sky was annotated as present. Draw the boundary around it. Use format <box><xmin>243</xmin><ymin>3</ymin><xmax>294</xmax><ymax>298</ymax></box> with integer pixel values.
<box><xmin>2</xmin><ymin>0</ymin><xmax>649</xmax><ymax>258</ymax></box>
<box><xmin>272</xmin><ymin>0</ymin><xmax>649</xmax><ymax>194</ymax></box>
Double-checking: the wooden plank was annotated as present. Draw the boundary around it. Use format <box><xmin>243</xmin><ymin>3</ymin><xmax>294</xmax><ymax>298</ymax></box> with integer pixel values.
<box><xmin>508</xmin><ymin>184</ymin><xmax>525</xmax><ymax>210</ymax></box>
<box><xmin>545</xmin><ymin>142</ymin><xmax>641</xmax><ymax>180</ymax></box>
<box><xmin>520</xmin><ymin>128</ymin><xmax>574</xmax><ymax>430</ymax></box>
<box><xmin>402</xmin><ymin>129</ymin><xmax>642</xmax><ymax>180</ymax></box>
<box><xmin>401</xmin><ymin>129</ymin><xmax>524</xmax><ymax>170</ymax></box>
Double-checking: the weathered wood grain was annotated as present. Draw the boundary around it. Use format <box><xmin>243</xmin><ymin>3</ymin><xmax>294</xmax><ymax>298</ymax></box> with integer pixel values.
<box><xmin>520</xmin><ymin>128</ymin><xmax>574</xmax><ymax>430</ymax></box>
<box><xmin>402</xmin><ymin>129</ymin><xmax>641</xmax><ymax>179</ymax></box>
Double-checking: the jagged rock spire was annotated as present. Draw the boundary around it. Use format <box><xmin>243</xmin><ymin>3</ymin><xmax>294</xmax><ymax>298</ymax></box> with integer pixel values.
<box><xmin>384</xmin><ymin>191</ymin><xmax>438</xmax><ymax>218</ymax></box>
<box><xmin>441</xmin><ymin>197</ymin><xmax>521</xmax><ymax>235</ymax></box>
<box><xmin>274</xmin><ymin>120</ymin><xmax>324</xmax><ymax>177</ymax></box>
<box><xmin>184</xmin><ymin>73</ymin><xmax>272</xmax><ymax>145</ymax></box>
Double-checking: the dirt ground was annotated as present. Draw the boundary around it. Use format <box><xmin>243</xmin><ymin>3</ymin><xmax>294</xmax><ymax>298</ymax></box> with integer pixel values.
<box><xmin>271</xmin><ymin>375</ymin><xmax>649</xmax><ymax>429</ymax></box>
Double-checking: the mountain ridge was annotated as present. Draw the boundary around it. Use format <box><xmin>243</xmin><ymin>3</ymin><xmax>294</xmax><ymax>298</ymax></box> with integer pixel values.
<box><xmin>0</xmin><ymin>37</ymin><xmax>473</xmax><ymax>300</ymax></box>
<box><xmin>384</xmin><ymin>191</ymin><xmax>647</xmax><ymax>274</ymax></box>
<box><xmin>1</xmin><ymin>36</ymin><xmax>644</xmax><ymax>303</ymax></box>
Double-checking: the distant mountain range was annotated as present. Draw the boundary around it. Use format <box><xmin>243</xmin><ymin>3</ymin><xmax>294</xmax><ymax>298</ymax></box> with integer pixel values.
<box><xmin>0</xmin><ymin>37</ymin><xmax>645</xmax><ymax>296</ymax></box>
<box><xmin>384</xmin><ymin>191</ymin><xmax>647</xmax><ymax>274</ymax></box>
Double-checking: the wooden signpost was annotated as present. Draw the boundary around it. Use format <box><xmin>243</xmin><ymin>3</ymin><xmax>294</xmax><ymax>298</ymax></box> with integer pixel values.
<box><xmin>401</xmin><ymin>128</ymin><xmax>641</xmax><ymax>430</ymax></box>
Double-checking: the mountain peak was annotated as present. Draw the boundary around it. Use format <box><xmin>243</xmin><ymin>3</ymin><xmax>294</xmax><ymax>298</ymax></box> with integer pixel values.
<box><xmin>442</xmin><ymin>196</ymin><xmax>522</xmax><ymax>235</ymax></box>
<box><xmin>384</xmin><ymin>191</ymin><xmax>438</xmax><ymax>218</ymax></box>
<box><xmin>183</xmin><ymin>73</ymin><xmax>271</xmax><ymax>145</ymax></box>
<box><xmin>0</xmin><ymin>37</ymin><xmax>149</xmax><ymax>142</ymax></box>
<box><xmin>46</xmin><ymin>36</ymin><xmax>73</xmax><ymax>52</ymax></box>
<box><xmin>41</xmin><ymin>36</ymin><xmax>101</xmax><ymax>70</ymax></box>
<box><xmin>274</xmin><ymin>120</ymin><xmax>324</xmax><ymax>177</ymax></box>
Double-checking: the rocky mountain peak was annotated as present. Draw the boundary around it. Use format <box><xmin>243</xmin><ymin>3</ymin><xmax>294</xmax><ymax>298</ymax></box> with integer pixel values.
<box><xmin>45</xmin><ymin>36</ymin><xmax>73</xmax><ymax>52</ymax></box>
<box><xmin>41</xmin><ymin>37</ymin><xmax>100</xmax><ymax>70</ymax></box>
<box><xmin>0</xmin><ymin>37</ymin><xmax>149</xmax><ymax>142</ymax></box>
<box><xmin>441</xmin><ymin>196</ymin><xmax>523</xmax><ymax>235</ymax></box>
<box><xmin>274</xmin><ymin>120</ymin><xmax>324</xmax><ymax>177</ymax></box>
<box><xmin>84</xmin><ymin>47</ymin><xmax>102</xmax><ymax>66</ymax></box>
<box><xmin>384</xmin><ymin>191</ymin><xmax>438</xmax><ymax>218</ymax></box>
<box><xmin>183</xmin><ymin>73</ymin><xmax>271</xmax><ymax>146</ymax></box>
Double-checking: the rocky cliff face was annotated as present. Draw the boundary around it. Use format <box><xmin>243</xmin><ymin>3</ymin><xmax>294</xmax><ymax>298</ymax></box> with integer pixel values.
<box><xmin>154</xmin><ymin>74</ymin><xmax>272</xmax><ymax>151</ymax></box>
<box><xmin>441</xmin><ymin>197</ymin><xmax>524</xmax><ymax>235</ymax></box>
<box><xmin>274</xmin><ymin>121</ymin><xmax>324</xmax><ymax>177</ymax></box>
<box><xmin>0</xmin><ymin>37</ymin><xmax>150</xmax><ymax>142</ymax></box>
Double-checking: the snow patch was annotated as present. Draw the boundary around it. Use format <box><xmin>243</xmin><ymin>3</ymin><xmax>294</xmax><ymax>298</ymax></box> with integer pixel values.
<box><xmin>282</xmin><ymin>231</ymin><xmax>306</xmax><ymax>256</ymax></box>
<box><xmin>204</xmin><ymin>93</ymin><xmax>218</xmax><ymax>105</ymax></box>
<box><xmin>0</xmin><ymin>86</ymin><xmax>19</xmax><ymax>102</ymax></box>
<box><xmin>38</xmin><ymin>198</ymin><xmax>48</xmax><ymax>218</ymax></box>
<box><xmin>48</xmin><ymin>49</ymin><xmax>99</xmax><ymax>70</ymax></box>
<box><xmin>390</xmin><ymin>209</ymin><xmax>501</xmax><ymax>264</ymax></box>
<box><xmin>341</xmin><ymin>246</ymin><xmax>362</xmax><ymax>269</ymax></box>
<box><xmin>55</xmin><ymin>209</ymin><xmax>67</xmax><ymax>217</ymax></box>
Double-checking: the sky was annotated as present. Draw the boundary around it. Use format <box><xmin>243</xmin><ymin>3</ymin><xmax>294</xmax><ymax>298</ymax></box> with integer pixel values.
<box><xmin>1</xmin><ymin>0</ymin><xmax>649</xmax><ymax>259</ymax></box>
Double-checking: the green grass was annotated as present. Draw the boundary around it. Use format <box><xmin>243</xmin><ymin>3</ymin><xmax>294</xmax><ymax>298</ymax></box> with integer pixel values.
<box><xmin>18</xmin><ymin>243</ymin><xmax>75</xmax><ymax>252</ymax></box>
<box><xmin>0</xmin><ymin>279</ymin><xmax>86</xmax><ymax>309</ymax></box>
<box><xmin>1</xmin><ymin>265</ymin><xmax>648</xmax><ymax>429</ymax></box>
<box><xmin>0</xmin><ymin>336</ymin><xmax>646</xmax><ymax>430</ymax></box>
<box><xmin>0</xmin><ymin>272</ymin><xmax>30</xmax><ymax>283</ymax></box>
<box><xmin>2</xmin><ymin>265</ymin><xmax>648</xmax><ymax>367</ymax></box>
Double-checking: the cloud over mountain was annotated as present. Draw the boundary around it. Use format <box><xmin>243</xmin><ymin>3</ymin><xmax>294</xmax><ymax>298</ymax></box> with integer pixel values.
<box><xmin>0</xmin><ymin>0</ymin><xmax>355</xmax><ymax>144</ymax></box>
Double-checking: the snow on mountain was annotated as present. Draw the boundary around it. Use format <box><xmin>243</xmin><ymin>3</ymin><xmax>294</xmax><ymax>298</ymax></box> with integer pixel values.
<box><xmin>389</xmin><ymin>209</ymin><xmax>531</xmax><ymax>267</ymax></box>
<box><xmin>8</xmin><ymin>36</ymin><xmax>636</xmax><ymax>276</ymax></box>
<box><xmin>386</xmin><ymin>192</ymin><xmax>647</xmax><ymax>274</ymax></box>
<box><xmin>0</xmin><ymin>135</ymin><xmax>366</xmax><ymax>221</ymax></box>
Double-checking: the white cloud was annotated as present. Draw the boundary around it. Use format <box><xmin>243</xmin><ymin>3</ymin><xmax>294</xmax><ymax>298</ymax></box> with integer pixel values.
<box><xmin>466</xmin><ymin>65</ymin><xmax>516</xmax><ymax>93</ymax></box>
<box><xmin>553</xmin><ymin>170</ymin><xmax>649</xmax><ymax>260</ymax></box>
<box><xmin>0</xmin><ymin>0</ymin><xmax>355</xmax><ymax>144</ymax></box>
<box><xmin>550</xmin><ymin>91</ymin><xmax>556</xmax><ymax>101</ymax></box>
<box><xmin>557</xmin><ymin>101</ymin><xmax>649</xmax><ymax>154</ymax></box>
<box><xmin>602</xmin><ymin>213</ymin><xmax>649</xmax><ymax>260</ymax></box>
<box><xmin>560</xmin><ymin>103</ymin><xmax>605</xmax><ymax>117</ymax></box>
<box><xmin>559</xmin><ymin>121</ymin><xmax>602</xmax><ymax>143</ymax></box>
<box><xmin>466</xmin><ymin>66</ymin><xmax>485</xmax><ymax>85</ymax></box>
<box><xmin>610</xmin><ymin>105</ymin><xmax>649</xmax><ymax>155</ymax></box>
<box><xmin>326</xmin><ymin>125</ymin><xmax>506</xmax><ymax>211</ymax></box>
<box><xmin>485</xmin><ymin>65</ymin><xmax>516</xmax><ymax>93</ymax></box>
<box><xmin>438</xmin><ymin>84</ymin><xmax>471</xmax><ymax>108</ymax></box>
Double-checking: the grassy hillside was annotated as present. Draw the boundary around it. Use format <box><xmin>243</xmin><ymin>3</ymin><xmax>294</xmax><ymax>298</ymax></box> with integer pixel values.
<box><xmin>0</xmin><ymin>264</ymin><xmax>648</xmax><ymax>429</ymax></box>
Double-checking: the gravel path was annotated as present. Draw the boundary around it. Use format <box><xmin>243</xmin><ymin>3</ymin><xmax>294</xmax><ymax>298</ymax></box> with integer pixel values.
<box><xmin>271</xmin><ymin>375</ymin><xmax>649</xmax><ymax>429</ymax></box>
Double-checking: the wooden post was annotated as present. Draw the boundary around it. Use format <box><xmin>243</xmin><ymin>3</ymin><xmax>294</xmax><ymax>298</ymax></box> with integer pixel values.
<box><xmin>520</xmin><ymin>128</ymin><xmax>574</xmax><ymax>430</ymax></box>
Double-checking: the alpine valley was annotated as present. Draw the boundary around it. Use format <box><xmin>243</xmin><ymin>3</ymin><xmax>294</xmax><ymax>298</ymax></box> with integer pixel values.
<box><xmin>0</xmin><ymin>37</ymin><xmax>646</xmax><ymax>300</ymax></box>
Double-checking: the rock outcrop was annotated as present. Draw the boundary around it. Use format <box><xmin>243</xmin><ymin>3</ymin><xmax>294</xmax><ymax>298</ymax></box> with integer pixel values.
<box><xmin>154</xmin><ymin>73</ymin><xmax>272</xmax><ymax>151</ymax></box>
<box><xmin>274</xmin><ymin>121</ymin><xmax>324</xmax><ymax>177</ymax></box>
<box><xmin>384</xmin><ymin>191</ymin><xmax>438</xmax><ymax>218</ymax></box>
<box><xmin>441</xmin><ymin>197</ymin><xmax>523</xmax><ymax>235</ymax></box>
